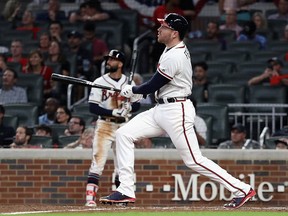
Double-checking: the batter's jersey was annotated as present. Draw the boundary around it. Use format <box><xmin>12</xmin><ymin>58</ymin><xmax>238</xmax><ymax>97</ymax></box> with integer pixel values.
<box><xmin>156</xmin><ymin>41</ymin><xmax>192</xmax><ymax>99</ymax></box>
<box><xmin>88</xmin><ymin>73</ymin><xmax>134</xmax><ymax>110</ymax></box>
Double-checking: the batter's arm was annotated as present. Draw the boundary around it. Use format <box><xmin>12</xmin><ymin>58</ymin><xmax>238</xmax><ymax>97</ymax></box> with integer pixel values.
<box><xmin>132</xmin><ymin>72</ymin><xmax>170</xmax><ymax>95</ymax></box>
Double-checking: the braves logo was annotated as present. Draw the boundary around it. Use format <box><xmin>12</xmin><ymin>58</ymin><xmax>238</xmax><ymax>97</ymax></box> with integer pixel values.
<box><xmin>101</xmin><ymin>90</ymin><xmax>126</xmax><ymax>102</ymax></box>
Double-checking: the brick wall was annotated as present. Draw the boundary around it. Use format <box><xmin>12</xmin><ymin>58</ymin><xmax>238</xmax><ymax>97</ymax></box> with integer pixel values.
<box><xmin>0</xmin><ymin>149</ymin><xmax>287</xmax><ymax>207</ymax></box>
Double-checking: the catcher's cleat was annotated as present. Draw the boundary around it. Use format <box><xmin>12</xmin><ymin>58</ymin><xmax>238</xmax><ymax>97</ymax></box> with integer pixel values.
<box><xmin>85</xmin><ymin>200</ymin><xmax>97</xmax><ymax>207</ymax></box>
<box><xmin>224</xmin><ymin>188</ymin><xmax>256</xmax><ymax>209</ymax></box>
<box><xmin>99</xmin><ymin>191</ymin><xmax>136</xmax><ymax>205</ymax></box>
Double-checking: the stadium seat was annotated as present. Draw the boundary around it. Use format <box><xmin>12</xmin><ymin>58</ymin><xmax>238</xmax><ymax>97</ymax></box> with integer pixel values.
<box><xmin>3</xmin><ymin>103</ymin><xmax>38</xmax><ymax>127</ymax></box>
<box><xmin>186</xmin><ymin>40</ymin><xmax>222</xmax><ymax>58</ymax></box>
<box><xmin>95</xmin><ymin>20</ymin><xmax>124</xmax><ymax>50</ymax></box>
<box><xmin>197</xmin><ymin>103</ymin><xmax>230</xmax><ymax>146</ymax></box>
<box><xmin>73</xmin><ymin>103</ymin><xmax>90</xmax><ymax>114</ymax></box>
<box><xmin>227</xmin><ymin>41</ymin><xmax>260</xmax><ymax>59</ymax></box>
<box><xmin>150</xmin><ymin>137</ymin><xmax>174</xmax><ymax>148</ymax></box>
<box><xmin>210</xmin><ymin>51</ymin><xmax>248</xmax><ymax>66</ymax></box>
<box><xmin>30</xmin><ymin>135</ymin><xmax>54</xmax><ymax>148</ymax></box>
<box><xmin>191</xmin><ymin>85</ymin><xmax>205</xmax><ymax>103</ymax></box>
<box><xmin>17</xmin><ymin>74</ymin><xmax>44</xmax><ymax>107</ymax></box>
<box><xmin>247</xmin><ymin>85</ymin><xmax>287</xmax><ymax>113</ymax></box>
<box><xmin>109</xmin><ymin>9</ymin><xmax>139</xmax><ymax>46</ymax></box>
<box><xmin>207</xmin><ymin>84</ymin><xmax>246</xmax><ymax>112</ymax></box>
<box><xmin>58</xmin><ymin>135</ymin><xmax>80</xmax><ymax>148</ymax></box>
<box><xmin>249</xmin><ymin>50</ymin><xmax>281</xmax><ymax>64</ymax></box>
<box><xmin>3</xmin><ymin>115</ymin><xmax>18</xmax><ymax>129</ymax></box>
<box><xmin>190</xmin><ymin>51</ymin><xmax>208</xmax><ymax>64</ymax></box>
<box><xmin>266</xmin><ymin>41</ymin><xmax>288</xmax><ymax>53</ymax></box>
<box><xmin>7</xmin><ymin>62</ymin><xmax>22</xmax><ymax>74</ymax></box>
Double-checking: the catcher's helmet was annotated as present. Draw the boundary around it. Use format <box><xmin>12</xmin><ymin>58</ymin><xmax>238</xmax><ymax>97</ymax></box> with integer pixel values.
<box><xmin>104</xmin><ymin>49</ymin><xmax>126</xmax><ymax>65</ymax></box>
<box><xmin>157</xmin><ymin>13</ymin><xmax>188</xmax><ymax>39</ymax></box>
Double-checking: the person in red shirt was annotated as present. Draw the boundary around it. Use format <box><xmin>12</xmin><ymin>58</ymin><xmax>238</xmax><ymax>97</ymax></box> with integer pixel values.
<box><xmin>7</xmin><ymin>40</ymin><xmax>28</xmax><ymax>69</ymax></box>
<box><xmin>16</xmin><ymin>10</ymin><xmax>41</xmax><ymax>40</ymax></box>
<box><xmin>82</xmin><ymin>21</ymin><xmax>109</xmax><ymax>79</ymax></box>
<box><xmin>22</xmin><ymin>49</ymin><xmax>53</xmax><ymax>98</ymax></box>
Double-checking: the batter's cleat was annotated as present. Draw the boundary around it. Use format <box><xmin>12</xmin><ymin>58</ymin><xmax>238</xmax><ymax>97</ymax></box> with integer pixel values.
<box><xmin>85</xmin><ymin>200</ymin><xmax>97</xmax><ymax>207</ymax></box>
<box><xmin>99</xmin><ymin>191</ymin><xmax>136</xmax><ymax>205</ymax></box>
<box><xmin>224</xmin><ymin>188</ymin><xmax>256</xmax><ymax>209</ymax></box>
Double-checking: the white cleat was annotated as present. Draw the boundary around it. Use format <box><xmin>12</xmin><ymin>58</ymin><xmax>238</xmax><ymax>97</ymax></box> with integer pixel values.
<box><xmin>85</xmin><ymin>200</ymin><xmax>97</xmax><ymax>207</ymax></box>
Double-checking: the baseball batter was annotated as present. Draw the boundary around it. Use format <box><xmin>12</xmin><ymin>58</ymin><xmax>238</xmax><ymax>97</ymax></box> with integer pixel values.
<box><xmin>85</xmin><ymin>50</ymin><xmax>139</xmax><ymax>207</ymax></box>
<box><xmin>100</xmin><ymin>13</ymin><xmax>256</xmax><ymax>209</ymax></box>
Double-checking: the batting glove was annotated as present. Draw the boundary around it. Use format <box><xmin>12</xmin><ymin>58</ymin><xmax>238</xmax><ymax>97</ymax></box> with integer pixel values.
<box><xmin>121</xmin><ymin>85</ymin><xmax>133</xmax><ymax>98</ymax></box>
<box><xmin>122</xmin><ymin>102</ymin><xmax>132</xmax><ymax>112</ymax></box>
<box><xmin>112</xmin><ymin>108</ymin><xmax>129</xmax><ymax>118</ymax></box>
<box><xmin>130</xmin><ymin>94</ymin><xmax>143</xmax><ymax>103</ymax></box>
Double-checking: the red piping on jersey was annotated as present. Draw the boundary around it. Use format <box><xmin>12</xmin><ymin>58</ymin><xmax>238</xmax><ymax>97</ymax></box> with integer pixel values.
<box><xmin>180</xmin><ymin>103</ymin><xmax>247</xmax><ymax>196</ymax></box>
<box><xmin>176</xmin><ymin>46</ymin><xmax>185</xmax><ymax>49</ymax></box>
<box><xmin>157</xmin><ymin>65</ymin><xmax>173</xmax><ymax>80</ymax></box>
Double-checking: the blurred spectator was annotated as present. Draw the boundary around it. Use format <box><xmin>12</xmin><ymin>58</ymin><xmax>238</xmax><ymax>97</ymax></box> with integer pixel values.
<box><xmin>237</xmin><ymin>21</ymin><xmax>267</xmax><ymax>49</ymax></box>
<box><xmin>46</xmin><ymin>40</ymin><xmax>69</xmax><ymax>75</ymax></box>
<box><xmin>218</xmin><ymin>0</ymin><xmax>256</xmax><ymax>21</ymax></box>
<box><xmin>218</xmin><ymin>123</ymin><xmax>260</xmax><ymax>149</ymax></box>
<box><xmin>35</xmin><ymin>0</ymin><xmax>66</xmax><ymax>22</ymax></box>
<box><xmin>26</xmin><ymin>0</ymin><xmax>48</xmax><ymax>11</ymax></box>
<box><xmin>192</xmin><ymin>61</ymin><xmax>209</xmax><ymax>102</ymax></box>
<box><xmin>55</xmin><ymin>105</ymin><xmax>71</xmax><ymax>125</ymax></box>
<box><xmin>64</xmin><ymin>116</ymin><xmax>85</xmax><ymax>136</ymax></box>
<box><xmin>16</xmin><ymin>10</ymin><xmax>41</xmax><ymax>40</ymax></box>
<box><xmin>38</xmin><ymin>32</ymin><xmax>52</xmax><ymax>60</ymax></box>
<box><xmin>0</xmin><ymin>68</ymin><xmax>28</xmax><ymax>104</ymax></box>
<box><xmin>274</xmin><ymin>138</ymin><xmax>288</xmax><ymax>150</ymax></box>
<box><xmin>280</xmin><ymin>24</ymin><xmax>288</xmax><ymax>41</ymax></box>
<box><xmin>22</xmin><ymin>49</ymin><xmax>53</xmax><ymax>98</ymax></box>
<box><xmin>220</xmin><ymin>9</ymin><xmax>243</xmax><ymax>37</ymax></box>
<box><xmin>64</xmin><ymin>127</ymin><xmax>94</xmax><ymax>149</ymax></box>
<box><xmin>69</xmin><ymin>0</ymin><xmax>110</xmax><ymax>24</ymax></box>
<box><xmin>65</xmin><ymin>30</ymin><xmax>93</xmax><ymax>79</ymax></box>
<box><xmin>268</xmin><ymin>0</ymin><xmax>288</xmax><ymax>20</ymax></box>
<box><xmin>38</xmin><ymin>97</ymin><xmax>60</xmax><ymax>125</ymax></box>
<box><xmin>7</xmin><ymin>40</ymin><xmax>28</xmax><ymax>69</ymax></box>
<box><xmin>82</xmin><ymin>21</ymin><xmax>109</xmax><ymax>79</ymax></box>
<box><xmin>0</xmin><ymin>54</ymin><xmax>8</xmax><ymax>75</ymax></box>
<box><xmin>252</xmin><ymin>11</ymin><xmax>268</xmax><ymax>31</ymax></box>
<box><xmin>199</xmin><ymin>21</ymin><xmax>227</xmax><ymax>50</ymax></box>
<box><xmin>48</xmin><ymin>20</ymin><xmax>64</xmax><ymax>43</ymax></box>
<box><xmin>46</xmin><ymin>39</ymin><xmax>71</xmax><ymax>101</ymax></box>
<box><xmin>34</xmin><ymin>124</ymin><xmax>52</xmax><ymax>136</ymax></box>
<box><xmin>248</xmin><ymin>57</ymin><xmax>288</xmax><ymax>86</ymax></box>
<box><xmin>2</xmin><ymin>0</ymin><xmax>22</xmax><ymax>22</ymax></box>
<box><xmin>134</xmin><ymin>138</ymin><xmax>153</xmax><ymax>148</ymax></box>
<box><xmin>0</xmin><ymin>105</ymin><xmax>15</xmax><ymax>148</ymax></box>
<box><xmin>10</xmin><ymin>125</ymin><xmax>39</xmax><ymax>148</ymax></box>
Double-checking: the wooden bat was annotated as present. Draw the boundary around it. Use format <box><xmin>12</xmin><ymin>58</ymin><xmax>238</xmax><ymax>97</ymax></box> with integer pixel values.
<box><xmin>51</xmin><ymin>73</ymin><xmax>121</xmax><ymax>92</ymax></box>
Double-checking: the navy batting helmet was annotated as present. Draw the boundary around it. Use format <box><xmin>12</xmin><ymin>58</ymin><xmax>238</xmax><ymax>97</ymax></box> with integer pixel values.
<box><xmin>157</xmin><ymin>13</ymin><xmax>188</xmax><ymax>39</ymax></box>
<box><xmin>104</xmin><ymin>49</ymin><xmax>126</xmax><ymax>65</ymax></box>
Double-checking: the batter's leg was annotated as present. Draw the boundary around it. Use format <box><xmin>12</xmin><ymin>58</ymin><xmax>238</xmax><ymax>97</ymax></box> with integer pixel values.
<box><xmin>86</xmin><ymin>121</ymin><xmax>116</xmax><ymax>206</ymax></box>
<box><xmin>100</xmin><ymin>108</ymin><xmax>164</xmax><ymax>202</ymax></box>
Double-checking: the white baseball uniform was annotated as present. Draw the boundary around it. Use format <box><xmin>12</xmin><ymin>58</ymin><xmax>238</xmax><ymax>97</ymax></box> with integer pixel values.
<box><xmin>115</xmin><ymin>41</ymin><xmax>251</xmax><ymax>199</ymax></box>
<box><xmin>88</xmin><ymin>73</ymin><xmax>133</xmax><ymax>177</ymax></box>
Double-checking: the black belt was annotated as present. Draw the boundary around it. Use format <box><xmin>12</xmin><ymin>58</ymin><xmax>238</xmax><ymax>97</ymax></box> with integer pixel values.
<box><xmin>158</xmin><ymin>97</ymin><xmax>187</xmax><ymax>104</ymax></box>
<box><xmin>99</xmin><ymin>116</ymin><xmax>126</xmax><ymax>123</ymax></box>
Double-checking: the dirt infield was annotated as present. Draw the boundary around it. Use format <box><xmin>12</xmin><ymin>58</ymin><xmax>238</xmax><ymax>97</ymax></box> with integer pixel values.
<box><xmin>0</xmin><ymin>204</ymin><xmax>287</xmax><ymax>214</ymax></box>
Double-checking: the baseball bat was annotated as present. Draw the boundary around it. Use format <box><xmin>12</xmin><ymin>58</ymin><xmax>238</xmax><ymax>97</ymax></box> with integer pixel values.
<box><xmin>51</xmin><ymin>73</ymin><xmax>121</xmax><ymax>92</ymax></box>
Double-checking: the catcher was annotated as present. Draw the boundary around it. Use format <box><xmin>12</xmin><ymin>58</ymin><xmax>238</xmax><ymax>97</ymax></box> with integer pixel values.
<box><xmin>85</xmin><ymin>49</ymin><xmax>140</xmax><ymax>207</ymax></box>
